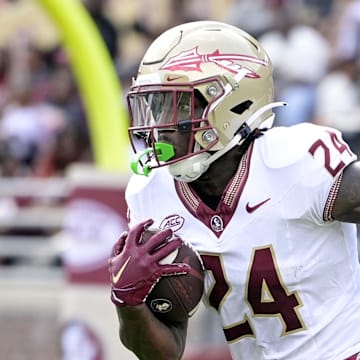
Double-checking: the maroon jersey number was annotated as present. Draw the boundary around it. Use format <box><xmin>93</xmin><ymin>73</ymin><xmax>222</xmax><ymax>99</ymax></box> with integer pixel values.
<box><xmin>201</xmin><ymin>246</ymin><xmax>305</xmax><ymax>343</ymax></box>
<box><xmin>308</xmin><ymin>130</ymin><xmax>352</xmax><ymax>177</ymax></box>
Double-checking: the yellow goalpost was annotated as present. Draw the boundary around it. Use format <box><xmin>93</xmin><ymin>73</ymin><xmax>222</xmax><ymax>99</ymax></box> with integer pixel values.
<box><xmin>37</xmin><ymin>0</ymin><xmax>130</xmax><ymax>173</ymax></box>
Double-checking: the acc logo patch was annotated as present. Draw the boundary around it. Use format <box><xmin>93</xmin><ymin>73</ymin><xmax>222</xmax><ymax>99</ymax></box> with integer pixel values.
<box><xmin>150</xmin><ymin>298</ymin><xmax>173</xmax><ymax>313</ymax></box>
<box><xmin>160</xmin><ymin>214</ymin><xmax>185</xmax><ymax>232</ymax></box>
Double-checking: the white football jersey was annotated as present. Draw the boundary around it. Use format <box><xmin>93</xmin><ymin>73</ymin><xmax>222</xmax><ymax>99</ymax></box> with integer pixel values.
<box><xmin>126</xmin><ymin>123</ymin><xmax>360</xmax><ymax>360</ymax></box>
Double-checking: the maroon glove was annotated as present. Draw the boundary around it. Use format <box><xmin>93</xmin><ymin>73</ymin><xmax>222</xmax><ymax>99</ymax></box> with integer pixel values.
<box><xmin>108</xmin><ymin>219</ymin><xmax>190</xmax><ymax>307</ymax></box>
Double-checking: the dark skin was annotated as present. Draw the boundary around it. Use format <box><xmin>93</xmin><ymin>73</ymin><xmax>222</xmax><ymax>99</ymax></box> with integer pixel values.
<box><xmin>117</xmin><ymin>129</ymin><xmax>360</xmax><ymax>360</ymax></box>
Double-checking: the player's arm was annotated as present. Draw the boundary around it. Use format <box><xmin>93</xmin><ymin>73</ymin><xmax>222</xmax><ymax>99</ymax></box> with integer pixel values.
<box><xmin>116</xmin><ymin>304</ymin><xmax>187</xmax><ymax>360</ymax></box>
<box><xmin>108</xmin><ymin>219</ymin><xmax>190</xmax><ymax>360</ymax></box>
<box><xmin>332</xmin><ymin>161</ymin><xmax>360</xmax><ymax>222</ymax></box>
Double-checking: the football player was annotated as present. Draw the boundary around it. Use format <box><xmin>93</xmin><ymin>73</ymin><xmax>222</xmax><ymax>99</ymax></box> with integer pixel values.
<box><xmin>108</xmin><ymin>21</ymin><xmax>360</xmax><ymax>359</ymax></box>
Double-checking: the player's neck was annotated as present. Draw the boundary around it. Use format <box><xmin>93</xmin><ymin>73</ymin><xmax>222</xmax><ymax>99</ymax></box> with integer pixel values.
<box><xmin>190</xmin><ymin>146</ymin><xmax>244</xmax><ymax>197</ymax></box>
<box><xmin>190</xmin><ymin>130</ymin><xmax>261</xmax><ymax>197</ymax></box>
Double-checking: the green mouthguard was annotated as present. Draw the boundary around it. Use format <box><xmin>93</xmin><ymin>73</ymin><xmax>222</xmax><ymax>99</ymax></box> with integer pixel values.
<box><xmin>130</xmin><ymin>142</ymin><xmax>175</xmax><ymax>176</ymax></box>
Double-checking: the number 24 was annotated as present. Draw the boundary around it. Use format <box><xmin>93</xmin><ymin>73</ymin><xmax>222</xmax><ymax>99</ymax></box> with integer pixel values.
<box><xmin>201</xmin><ymin>246</ymin><xmax>305</xmax><ymax>343</ymax></box>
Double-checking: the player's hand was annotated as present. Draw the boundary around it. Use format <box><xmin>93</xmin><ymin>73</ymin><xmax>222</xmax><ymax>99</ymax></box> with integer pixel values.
<box><xmin>108</xmin><ymin>219</ymin><xmax>190</xmax><ymax>307</ymax></box>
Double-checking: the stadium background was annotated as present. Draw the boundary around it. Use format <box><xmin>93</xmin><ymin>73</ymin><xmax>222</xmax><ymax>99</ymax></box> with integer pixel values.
<box><xmin>0</xmin><ymin>0</ymin><xmax>358</xmax><ymax>359</ymax></box>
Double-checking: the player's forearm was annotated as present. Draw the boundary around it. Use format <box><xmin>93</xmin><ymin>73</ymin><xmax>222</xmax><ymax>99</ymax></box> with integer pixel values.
<box><xmin>116</xmin><ymin>304</ymin><xmax>187</xmax><ymax>360</ymax></box>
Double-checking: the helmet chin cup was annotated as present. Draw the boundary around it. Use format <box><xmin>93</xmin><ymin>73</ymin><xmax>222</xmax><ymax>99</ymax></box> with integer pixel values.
<box><xmin>168</xmin><ymin>152</ymin><xmax>211</xmax><ymax>182</ymax></box>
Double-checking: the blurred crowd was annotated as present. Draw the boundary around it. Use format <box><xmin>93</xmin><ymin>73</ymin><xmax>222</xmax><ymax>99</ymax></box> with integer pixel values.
<box><xmin>0</xmin><ymin>0</ymin><xmax>360</xmax><ymax>178</ymax></box>
<box><xmin>1</xmin><ymin>2</ymin><xmax>360</xmax><ymax>358</ymax></box>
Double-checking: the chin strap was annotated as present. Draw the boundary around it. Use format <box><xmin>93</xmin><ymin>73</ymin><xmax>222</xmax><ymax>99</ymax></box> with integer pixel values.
<box><xmin>248</xmin><ymin>101</ymin><xmax>287</xmax><ymax>130</ymax></box>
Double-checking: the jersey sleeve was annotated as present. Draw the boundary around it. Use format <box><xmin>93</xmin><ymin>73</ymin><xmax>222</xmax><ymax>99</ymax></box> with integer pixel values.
<box><xmin>125</xmin><ymin>168</ymin><xmax>175</xmax><ymax>227</ymax></box>
<box><xmin>262</xmin><ymin>123</ymin><xmax>357</xmax><ymax>224</ymax></box>
<box><xmin>125</xmin><ymin>173</ymin><xmax>152</xmax><ymax>227</ymax></box>
<box><xmin>304</xmin><ymin>125</ymin><xmax>356</xmax><ymax>222</ymax></box>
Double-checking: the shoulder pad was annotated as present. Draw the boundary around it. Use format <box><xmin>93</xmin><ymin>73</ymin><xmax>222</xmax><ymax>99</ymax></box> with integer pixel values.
<box><xmin>258</xmin><ymin>123</ymin><xmax>353</xmax><ymax>168</ymax></box>
<box><xmin>126</xmin><ymin>166</ymin><xmax>172</xmax><ymax>199</ymax></box>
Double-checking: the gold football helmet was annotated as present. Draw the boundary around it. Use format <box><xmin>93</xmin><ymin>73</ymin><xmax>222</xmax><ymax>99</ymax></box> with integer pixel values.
<box><xmin>128</xmin><ymin>21</ymin><xmax>285</xmax><ymax>181</ymax></box>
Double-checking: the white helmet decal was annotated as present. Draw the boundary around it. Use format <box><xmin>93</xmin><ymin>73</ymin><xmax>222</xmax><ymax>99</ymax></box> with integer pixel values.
<box><xmin>160</xmin><ymin>46</ymin><xmax>268</xmax><ymax>78</ymax></box>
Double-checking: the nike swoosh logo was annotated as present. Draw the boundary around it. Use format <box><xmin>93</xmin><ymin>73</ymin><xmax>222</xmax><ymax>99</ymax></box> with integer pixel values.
<box><xmin>112</xmin><ymin>256</ymin><xmax>131</xmax><ymax>283</ymax></box>
<box><xmin>166</xmin><ymin>75</ymin><xmax>182</xmax><ymax>81</ymax></box>
<box><xmin>246</xmin><ymin>198</ymin><xmax>270</xmax><ymax>213</ymax></box>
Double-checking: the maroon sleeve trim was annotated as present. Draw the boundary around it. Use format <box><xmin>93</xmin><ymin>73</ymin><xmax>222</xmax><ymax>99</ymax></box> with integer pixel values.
<box><xmin>323</xmin><ymin>172</ymin><xmax>343</xmax><ymax>222</ymax></box>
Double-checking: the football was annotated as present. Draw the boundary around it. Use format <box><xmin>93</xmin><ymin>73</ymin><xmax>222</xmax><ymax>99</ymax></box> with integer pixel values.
<box><xmin>141</xmin><ymin>229</ymin><xmax>204</xmax><ymax>323</ymax></box>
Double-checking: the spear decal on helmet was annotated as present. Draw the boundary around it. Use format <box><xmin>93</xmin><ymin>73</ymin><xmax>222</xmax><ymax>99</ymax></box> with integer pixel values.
<box><xmin>160</xmin><ymin>46</ymin><xmax>268</xmax><ymax>78</ymax></box>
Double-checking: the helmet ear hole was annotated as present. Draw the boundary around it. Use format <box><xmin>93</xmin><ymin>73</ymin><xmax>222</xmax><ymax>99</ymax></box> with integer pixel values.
<box><xmin>231</xmin><ymin>100</ymin><xmax>253</xmax><ymax>115</ymax></box>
